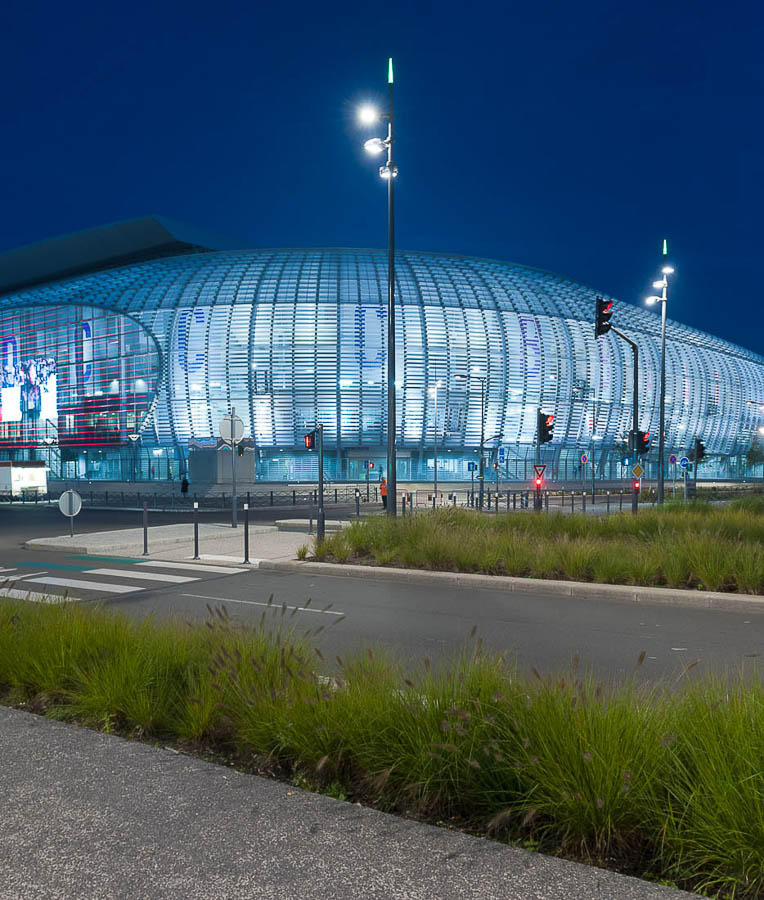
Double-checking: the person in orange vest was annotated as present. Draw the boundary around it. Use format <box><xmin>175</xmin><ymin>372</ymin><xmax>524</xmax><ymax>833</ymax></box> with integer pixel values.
<box><xmin>380</xmin><ymin>477</ymin><xmax>387</xmax><ymax>509</ymax></box>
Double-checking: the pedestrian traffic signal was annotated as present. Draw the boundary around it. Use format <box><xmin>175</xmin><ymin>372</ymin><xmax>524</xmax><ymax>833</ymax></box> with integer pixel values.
<box><xmin>304</xmin><ymin>432</ymin><xmax>315</xmax><ymax>450</ymax></box>
<box><xmin>538</xmin><ymin>410</ymin><xmax>554</xmax><ymax>444</ymax></box>
<box><xmin>636</xmin><ymin>430</ymin><xmax>651</xmax><ymax>455</ymax></box>
<box><xmin>694</xmin><ymin>438</ymin><xmax>706</xmax><ymax>463</ymax></box>
<box><xmin>595</xmin><ymin>296</ymin><xmax>614</xmax><ymax>337</ymax></box>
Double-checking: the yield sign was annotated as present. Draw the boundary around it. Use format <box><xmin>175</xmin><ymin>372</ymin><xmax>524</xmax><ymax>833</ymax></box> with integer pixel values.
<box><xmin>533</xmin><ymin>464</ymin><xmax>546</xmax><ymax>478</ymax></box>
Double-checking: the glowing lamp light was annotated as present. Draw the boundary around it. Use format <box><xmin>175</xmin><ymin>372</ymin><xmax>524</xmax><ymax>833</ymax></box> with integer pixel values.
<box><xmin>645</xmin><ymin>296</ymin><xmax>661</xmax><ymax>305</ymax></box>
<box><xmin>364</xmin><ymin>137</ymin><xmax>386</xmax><ymax>155</ymax></box>
<box><xmin>652</xmin><ymin>280</ymin><xmax>665</xmax><ymax>289</ymax></box>
<box><xmin>358</xmin><ymin>105</ymin><xmax>379</xmax><ymax>125</ymax></box>
<box><xmin>535</xmin><ymin>477</ymin><xmax>543</xmax><ymax>487</ymax></box>
<box><xmin>662</xmin><ymin>266</ymin><xmax>674</xmax><ymax>275</ymax></box>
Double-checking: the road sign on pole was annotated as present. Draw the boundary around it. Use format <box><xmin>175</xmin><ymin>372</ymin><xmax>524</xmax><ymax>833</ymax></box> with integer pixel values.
<box><xmin>632</xmin><ymin>464</ymin><xmax>644</xmax><ymax>479</ymax></box>
<box><xmin>679</xmin><ymin>456</ymin><xmax>689</xmax><ymax>469</ymax></box>
<box><xmin>669</xmin><ymin>454</ymin><xmax>678</xmax><ymax>465</ymax></box>
<box><xmin>220</xmin><ymin>410</ymin><xmax>245</xmax><ymax>528</ymax></box>
<box><xmin>58</xmin><ymin>490</ymin><xmax>82</xmax><ymax>537</ymax></box>
<box><xmin>533</xmin><ymin>464</ymin><xmax>546</xmax><ymax>478</ymax></box>
<box><xmin>580</xmin><ymin>453</ymin><xmax>588</xmax><ymax>465</ymax></box>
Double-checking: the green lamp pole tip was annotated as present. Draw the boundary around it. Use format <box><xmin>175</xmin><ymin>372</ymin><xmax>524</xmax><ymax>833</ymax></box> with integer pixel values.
<box><xmin>662</xmin><ymin>238</ymin><xmax>668</xmax><ymax>256</ymax></box>
<box><xmin>388</xmin><ymin>57</ymin><xmax>394</xmax><ymax>84</ymax></box>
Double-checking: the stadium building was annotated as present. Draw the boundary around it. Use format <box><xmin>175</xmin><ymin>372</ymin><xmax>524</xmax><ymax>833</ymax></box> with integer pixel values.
<box><xmin>0</xmin><ymin>217</ymin><xmax>762</xmax><ymax>484</ymax></box>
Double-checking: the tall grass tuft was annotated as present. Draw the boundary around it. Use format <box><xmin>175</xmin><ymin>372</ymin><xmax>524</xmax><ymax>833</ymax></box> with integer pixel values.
<box><xmin>0</xmin><ymin>599</ymin><xmax>761</xmax><ymax>898</ymax></box>
<box><xmin>315</xmin><ymin>503</ymin><xmax>764</xmax><ymax>594</ymax></box>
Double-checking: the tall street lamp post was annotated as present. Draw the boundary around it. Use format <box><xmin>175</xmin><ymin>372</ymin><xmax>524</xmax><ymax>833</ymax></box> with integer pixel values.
<box><xmin>358</xmin><ymin>58</ymin><xmax>398</xmax><ymax>516</ymax></box>
<box><xmin>455</xmin><ymin>368</ymin><xmax>487</xmax><ymax>510</ymax></box>
<box><xmin>645</xmin><ymin>239</ymin><xmax>673</xmax><ymax>505</ymax></box>
<box><xmin>429</xmin><ymin>379</ymin><xmax>442</xmax><ymax>498</ymax></box>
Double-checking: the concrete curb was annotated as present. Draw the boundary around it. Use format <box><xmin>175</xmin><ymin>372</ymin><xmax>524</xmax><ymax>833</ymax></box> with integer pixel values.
<box><xmin>258</xmin><ymin>560</ymin><xmax>764</xmax><ymax>612</ymax></box>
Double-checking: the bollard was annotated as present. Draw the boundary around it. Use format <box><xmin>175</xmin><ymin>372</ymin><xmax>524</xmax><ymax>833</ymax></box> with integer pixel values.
<box><xmin>582</xmin><ymin>491</ymin><xmax>586</xmax><ymax>513</ymax></box>
<box><xmin>513</xmin><ymin>492</ymin><xmax>517</xmax><ymax>509</ymax></box>
<box><xmin>495</xmin><ymin>493</ymin><xmax>499</xmax><ymax>513</ymax></box>
<box><xmin>292</xmin><ymin>490</ymin><xmax>296</xmax><ymax>505</ymax></box>
<box><xmin>401</xmin><ymin>494</ymin><xmax>406</xmax><ymax>516</ymax></box>
<box><xmin>192</xmin><ymin>502</ymin><xmax>200</xmax><ymax>559</ymax></box>
<box><xmin>606</xmin><ymin>491</ymin><xmax>611</xmax><ymax>514</ymax></box>
<box><xmin>571</xmin><ymin>491</ymin><xmax>575</xmax><ymax>512</ymax></box>
<box><xmin>355</xmin><ymin>490</ymin><xmax>361</xmax><ymax>518</ymax></box>
<box><xmin>243</xmin><ymin>503</ymin><xmax>250</xmax><ymax>563</ymax></box>
<box><xmin>270</xmin><ymin>490</ymin><xmax>274</xmax><ymax>506</ymax></box>
<box><xmin>506</xmin><ymin>490</ymin><xmax>511</xmax><ymax>510</ymax></box>
<box><xmin>619</xmin><ymin>490</ymin><xmax>623</xmax><ymax>512</ymax></box>
<box><xmin>142</xmin><ymin>501</ymin><xmax>149</xmax><ymax>556</ymax></box>
<box><xmin>452</xmin><ymin>493</ymin><xmax>457</xmax><ymax>507</ymax></box>
<box><xmin>334</xmin><ymin>488</ymin><xmax>338</xmax><ymax>503</ymax></box>
<box><xmin>432</xmin><ymin>494</ymin><xmax>436</xmax><ymax>510</ymax></box>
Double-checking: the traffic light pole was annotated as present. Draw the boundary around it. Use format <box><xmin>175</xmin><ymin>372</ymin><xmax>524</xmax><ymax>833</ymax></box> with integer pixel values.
<box><xmin>317</xmin><ymin>424</ymin><xmax>325</xmax><ymax>542</ymax></box>
<box><xmin>612</xmin><ymin>328</ymin><xmax>639</xmax><ymax>515</ymax></box>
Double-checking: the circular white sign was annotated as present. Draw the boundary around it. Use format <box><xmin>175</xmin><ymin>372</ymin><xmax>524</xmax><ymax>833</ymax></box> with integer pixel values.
<box><xmin>679</xmin><ymin>456</ymin><xmax>689</xmax><ymax>469</ymax></box>
<box><xmin>58</xmin><ymin>490</ymin><xmax>82</xmax><ymax>517</ymax></box>
<box><xmin>219</xmin><ymin>414</ymin><xmax>244</xmax><ymax>444</ymax></box>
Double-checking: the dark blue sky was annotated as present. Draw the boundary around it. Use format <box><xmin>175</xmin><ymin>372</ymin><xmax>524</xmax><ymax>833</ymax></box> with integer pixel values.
<box><xmin>1</xmin><ymin>0</ymin><xmax>761</xmax><ymax>353</ymax></box>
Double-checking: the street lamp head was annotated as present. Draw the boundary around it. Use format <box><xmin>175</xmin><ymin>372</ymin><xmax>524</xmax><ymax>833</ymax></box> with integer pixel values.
<box><xmin>364</xmin><ymin>137</ymin><xmax>386</xmax><ymax>155</ymax></box>
<box><xmin>645</xmin><ymin>296</ymin><xmax>661</xmax><ymax>305</ymax></box>
<box><xmin>358</xmin><ymin>105</ymin><xmax>380</xmax><ymax>125</ymax></box>
<box><xmin>379</xmin><ymin>164</ymin><xmax>398</xmax><ymax>179</ymax></box>
<box><xmin>661</xmin><ymin>266</ymin><xmax>674</xmax><ymax>275</ymax></box>
<box><xmin>652</xmin><ymin>280</ymin><xmax>665</xmax><ymax>290</ymax></box>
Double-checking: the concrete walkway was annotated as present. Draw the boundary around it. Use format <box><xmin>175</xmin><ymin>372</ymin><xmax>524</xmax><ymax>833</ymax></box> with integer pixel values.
<box><xmin>0</xmin><ymin>706</ymin><xmax>694</xmax><ymax>900</ymax></box>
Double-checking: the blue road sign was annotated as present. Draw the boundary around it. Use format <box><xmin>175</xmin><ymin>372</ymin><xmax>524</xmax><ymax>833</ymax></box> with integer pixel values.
<box><xmin>679</xmin><ymin>456</ymin><xmax>689</xmax><ymax>469</ymax></box>
<box><xmin>467</xmin><ymin>461</ymin><xmax>477</xmax><ymax>472</ymax></box>
<box><xmin>669</xmin><ymin>454</ymin><xmax>678</xmax><ymax>465</ymax></box>
<box><xmin>580</xmin><ymin>453</ymin><xmax>588</xmax><ymax>465</ymax></box>
<box><xmin>498</xmin><ymin>447</ymin><xmax>506</xmax><ymax>463</ymax></box>
<box><xmin>622</xmin><ymin>457</ymin><xmax>631</xmax><ymax>467</ymax></box>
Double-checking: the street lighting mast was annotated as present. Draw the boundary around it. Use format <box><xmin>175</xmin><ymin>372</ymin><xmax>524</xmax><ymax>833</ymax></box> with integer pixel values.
<box><xmin>645</xmin><ymin>239</ymin><xmax>673</xmax><ymax>505</ymax></box>
<box><xmin>358</xmin><ymin>58</ymin><xmax>398</xmax><ymax>516</ymax></box>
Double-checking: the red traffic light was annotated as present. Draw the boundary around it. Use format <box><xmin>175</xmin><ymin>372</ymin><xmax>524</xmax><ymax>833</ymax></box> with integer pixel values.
<box><xmin>369</xmin><ymin>461</ymin><xmax>374</xmax><ymax>469</ymax></box>
<box><xmin>304</xmin><ymin>432</ymin><xmax>315</xmax><ymax>450</ymax></box>
<box><xmin>492</xmin><ymin>461</ymin><xmax>498</xmax><ymax>469</ymax></box>
<box><xmin>633</xmin><ymin>480</ymin><xmax>640</xmax><ymax>491</ymax></box>
<box><xmin>535</xmin><ymin>477</ymin><xmax>543</xmax><ymax>487</ymax></box>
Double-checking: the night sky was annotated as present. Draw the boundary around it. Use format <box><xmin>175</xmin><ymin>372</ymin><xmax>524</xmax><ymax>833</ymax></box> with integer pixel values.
<box><xmin>1</xmin><ymin>0</ymin><xmax>761</xmax><ymax>354</ymax></box>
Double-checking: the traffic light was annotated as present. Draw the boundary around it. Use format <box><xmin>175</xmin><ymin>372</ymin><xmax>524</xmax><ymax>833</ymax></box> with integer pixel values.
<box><xmin>636</xmin><ymin>430</ymin><xmax>651</xmax><ymax>455</ymax></box>
<box><xmin>633</xmin><ymin>480</ymin><xmax>641</xmax><ymax>493</ymax></box>
<box><xmin>304</xmin><ymin>432</ymin><xmax>315</xmax><ymax>450</ymax></box>
<box><xmin>492</xmin><ymin>461</ymin><xmax>498</xmax><ymax>470</ymax></box>
<box><xmin>538</xmin><ymin>411</ymin><xmax>554</xmax><ymax>444</ymax></box>
<box><xmin>237</xmin><ymin>443</ymin><xmax>244</xmax><ymax>457</ymax></box>
<box><xmin>694</xmin><ymin>438</ymin><xmax>706</xmax><ymax>463</ymax></box>
<box><xmin>595</xmin><ymin>296</ymin><xmax>614</xmax><ymax>337</ymax></box>
<box><xmin>369</xmin><ymin>461</ymin><xmax>375</xmax><ymax>469</ymax></box>
<box><xmin>534</xmin><ymin>476</ymin><xmax>543</xmax><ymax>488</ymax></box>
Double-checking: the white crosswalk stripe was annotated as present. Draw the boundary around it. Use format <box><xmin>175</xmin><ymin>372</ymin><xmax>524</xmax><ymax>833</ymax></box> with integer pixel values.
<box><xmin>23</xmin><ymin>576</ymin><xmax>142</xmax><ymax>594</ymax></box>
<box><xmin>84</xmin><ymin>568</ymin><xmax>199</xmax><ymax>584</ymax></box>
<box><xmin>0</xmin><ymin>587</ymin><xmax>78</xmax><ymax>604</ymax></box>
<box><xmin>136</xmin><ymin>560</ymin><xmax>247</xmax><ymax>575</ymax></box>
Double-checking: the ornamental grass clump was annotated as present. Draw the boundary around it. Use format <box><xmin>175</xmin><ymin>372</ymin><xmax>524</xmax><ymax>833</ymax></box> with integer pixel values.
<box><xmin>314</xmin><ymin>501</ymin><xmax>764</xmax><ymax>594</ymax></box>
<box><xmin>0</xmin><ymin>599</ymin><xmax>762</xmax><ymax>898</ymax></box>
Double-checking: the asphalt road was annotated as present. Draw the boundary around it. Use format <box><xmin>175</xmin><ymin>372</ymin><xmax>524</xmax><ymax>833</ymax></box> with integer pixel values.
<box><xmin>0</xmin><ymin>535</ymin><xmax>760</xmax><ymax>681</ymax></box>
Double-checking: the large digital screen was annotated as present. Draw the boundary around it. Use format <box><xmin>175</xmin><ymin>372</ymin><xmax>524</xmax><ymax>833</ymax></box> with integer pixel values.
<box><xmin>0</xmin><ymin>357</ymin><xmax>58</xmax><ymax>435</ymax></box>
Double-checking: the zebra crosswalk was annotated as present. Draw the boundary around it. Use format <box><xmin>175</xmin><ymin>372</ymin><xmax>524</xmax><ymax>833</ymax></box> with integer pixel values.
<box><xmin>0</xmin><ymin>558</ymin><xmax>248</xmax><ymax>603</ymax></box>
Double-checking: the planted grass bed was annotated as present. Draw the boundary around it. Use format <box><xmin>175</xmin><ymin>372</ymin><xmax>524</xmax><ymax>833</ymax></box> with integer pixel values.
<box><xmin>0</xmin><ymin>600</ymin><xmax>762</xmax><ymax>898</ymax></box>
<box><xmin>315</xmin><ymin>496</ymin><xmax>764</xmax><ymax>594</ymax></box>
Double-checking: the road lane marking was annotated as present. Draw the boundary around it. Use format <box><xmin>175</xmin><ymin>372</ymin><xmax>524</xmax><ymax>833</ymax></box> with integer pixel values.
<box><xmin>4</xmin><ymin>572</ymin><xmax>49</xmax><ymax>580</ymax></box>
<box><xmin>85</xmin><ymin>568</ymin><xmax>199</xmax><ymax>584</ymax></box>
<box><xmin>23</xmin><ymin>577</ymin><xmax>142</xmax><ymax>594</ymax></box>
<box><xmin>181</xmin><ymin>593</ymin><xmax>344</xmax><ymax>615</ymax></box>
<box><xmin>0</xmin><ymin>567</ymin><xmax>18</xmax><ymax>573</ymax></box>
<box><xmin>137</xmin><ymin>561</ymin><xmax>248</xmax><ymax>575</ymax></box>
<box><xmin>0</xmin><ymin>588</ymin><xmax>79</xmax><ymax>604</ymax></box>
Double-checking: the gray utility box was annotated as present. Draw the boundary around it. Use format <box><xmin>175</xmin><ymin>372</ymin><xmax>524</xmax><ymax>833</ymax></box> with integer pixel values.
<box><xmin>189</xmin><ymin>446</ymin><xmax>255</xmax><ymax>484</ymax></box>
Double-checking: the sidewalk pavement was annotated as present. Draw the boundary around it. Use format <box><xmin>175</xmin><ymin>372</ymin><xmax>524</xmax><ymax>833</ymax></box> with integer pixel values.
<box><xmin>0</xmin><ymin>706</ymin><xmax>694</xmax><ymax>900</ymax></box>
<box><xmin>25</xmin><ymin>521</ymin><xmax>315</xmax><ymax>565</ymax></box>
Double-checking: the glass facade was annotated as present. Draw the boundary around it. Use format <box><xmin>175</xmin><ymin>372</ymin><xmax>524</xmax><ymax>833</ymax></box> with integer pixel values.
<box><xmin>0</xmin><ymin>247</ymin><xmax>762</xmax><ymax>482</ymax></box>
